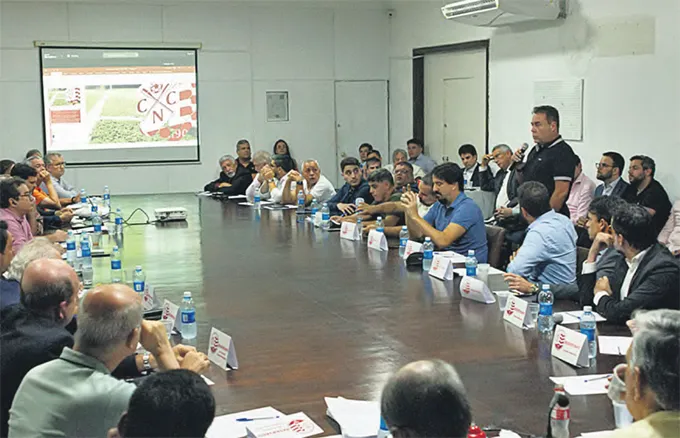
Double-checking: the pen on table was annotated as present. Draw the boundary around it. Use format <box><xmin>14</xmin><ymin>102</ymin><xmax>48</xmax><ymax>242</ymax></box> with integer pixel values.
<box><xmin>583</xmin><ymin>374</ymin><xmax>612</xmax><ymax>383</ymax></box>
<box><xmin>236</xmin><ymin>416</ymin><xmax>280</xmax><ymax>422</ymax></box>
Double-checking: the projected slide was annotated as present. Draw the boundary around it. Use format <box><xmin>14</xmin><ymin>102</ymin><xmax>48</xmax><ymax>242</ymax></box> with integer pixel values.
<box><xmin>40</xmin><ymin>47</ymin><xmax>200</xmax><ymax>165</ymax></box>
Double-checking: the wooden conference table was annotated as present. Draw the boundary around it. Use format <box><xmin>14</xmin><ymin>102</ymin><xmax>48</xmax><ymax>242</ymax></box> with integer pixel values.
<box><xmin>90</xmin><ymin>194</ymin><xmax>627</xmax><ymax>437</ymax></box>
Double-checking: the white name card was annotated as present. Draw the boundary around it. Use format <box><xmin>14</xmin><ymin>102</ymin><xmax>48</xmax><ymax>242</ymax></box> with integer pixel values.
<box><xmin>429</xmin><ymin>255</ymin><xmax>454</xmax><ymax>280</ymax></box>
<box><xmin>552</xmin><ymin>325</ymin><xmax>589</xmax><ymax>367</ymax></box>
<box><xmin>142</xmin><ymin>284</ymin><xmax>156</xmax><ymax>311</ymax></box>
<box><xmin>208</xmin><ymin>327</ymin><xmax>239</xmax><ymax>371</ymax></box>
<box><xmin>245</xmin><ymin>412</ymin><xmax>323</xmax><ymax>438</ymax></box>
<box><xmin>459</xmin><ymin>276</ymin><xmax>496</xmax><ymax>304</ymax></box>
<box><xmin>367</xmin><ymin>230</ymin><xmax>388</xmax><ymax>251</ymax></box>
<box><xmin>503</xmin><ymin>296</ymin><xmax>531</xmax><ymax>328</ymax></box>
<box><xmin>340</xmin><ymin>221</ymin><xmax>360</xmax><ymax>241</ymax></box>
<box><xmin>161</xmin><ymin>299</ymin><xmax>181</xmax><ymax>331</ymax></box>
<box><xmin>402</xmin><ymin>240</ymin><xmax>422</xmax><ymax>260</ymax></box>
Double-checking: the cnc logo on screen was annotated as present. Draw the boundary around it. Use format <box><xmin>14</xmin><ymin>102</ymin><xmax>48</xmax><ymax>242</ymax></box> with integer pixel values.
<box><xmin>210</xmin><ymin>333</ymin><xmax>220</xmax><ymax>353</ymax></box>
<box><xmin>555</xmin><ymin>332</ymin><xmax>567</xmax><ymax>350</ymax></box>
<box><xmin>67</xmin><ymin>88</ymin><xmax>81</xmax><ymax>105</ymax></box>
<box><xmin>136</xmin><ymin>82</ymin><xmax>196</xmax><ymax>141</ymax></box>
<box><xmin>506</xmin><ymin>301</ymin><xmax>516</xmax><ymax>316</ymax></box>
<box><xmin>288</xmin><ymin>419</ymin><xmax>313</xmax><ymax>434</ymax></box>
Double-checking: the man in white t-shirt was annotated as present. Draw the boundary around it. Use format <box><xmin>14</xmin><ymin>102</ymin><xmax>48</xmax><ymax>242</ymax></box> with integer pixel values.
<box><xmin>281</xmin><ymin>160</ymin><xmax>336</xmax><ymax>205</ymax></box>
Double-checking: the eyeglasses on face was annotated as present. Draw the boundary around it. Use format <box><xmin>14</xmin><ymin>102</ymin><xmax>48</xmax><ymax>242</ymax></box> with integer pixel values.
<box><xmin>595</xmin><ymin>163</ymin><xmax>613</xmax><ymax>169</ymax></box>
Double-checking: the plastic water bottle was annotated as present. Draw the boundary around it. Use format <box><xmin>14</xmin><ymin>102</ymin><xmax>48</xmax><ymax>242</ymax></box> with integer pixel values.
<box><xmin>81</xmin><ymin>234</ymin><xmax>93</xmax><ymax>287</ymax></box>
<box><xmin>254</xmin><ymin>187</ymin><xmax>261</xmax><ymax>210</ymax></box>
<box><xmin>103</xmin><ymin>185</ymin><xmax>111</xmax><ymax>209</ymax></box>
<box><xmin>399</xmin><ymin>226</ymin><xmax>409</xmax><ymax>256</ymax></box>
<box><xmin>550</xmin><ymin>384</ymin><xmax>570</xmax><ymax>438</ymax></box>
<box><xmin>297</xmin><ymin>190</ymin><xmax>305</xmax><ymax>222</ymax></box>
<box><xmin>580</xmin><ymin>306</ymin><xmax>598</xmax><ymax>359</ymax></box>
<box><xmin>114</xmin><ymin>208</ymin><xmax>123</xmax><ymax>235</ymax></box>
<box><xmin>377</xmin><ymin>417</ymin><xmax>389</xmax><ymax>438</ymax></box>
<box><xmin>180</xmin><ymin>291</ymin><xmax>197</xmax><ymax>339</ymax></box>
<box><xmin>376</xmin><ymin>216</ymin><xmax>384</xmax><ymax>233</ymax></box>
<box><xmin>310</xmin><ymin>198</ymin><xmax>319</xmax><ymax>216</ymax></box>
<box><xmin>80</xmin><ymin>188</ymin><xmax>87</xmax><ymax>204</ymax></box>
<box><xmin>91</xmin><ymin>205</ymin><xmax>102</xmax><ymax>247</ymax></box>
<box><xmin>422</xmin><ymin>237</ymin><xmax>434</xmax><ymax>271</ymax></box>
<box><xmin>321</xmin><ymin>203</ymin><xmax>330</xmax><ymax>231</ymax></box>
<box><xmin>356</xmin><ymin>217</ymin><xmax>363</xmax><ymax>241</ymax></box>
<box><xmin>132</xmin><ymin>265</ymin><xmax>145</xmax><ymax>295</ymax></box>
<box><xmin>465</xmin><ymin>250</ymin><xmax>478</xmax><ymax>277</ymax></box>
<box><xmin>538</xmin><ymin>284</ymin><xmax>554</xmax><ymax>334</ymax></box>
<box><xmin>110</xmin><ymin>246</ymin><xmax>122</xmax><ymax>283</ymax></box>
<box><xmin>65</xmin><ymin>230</ymin><xmax>76</xmax><ymax>267</ymax></box>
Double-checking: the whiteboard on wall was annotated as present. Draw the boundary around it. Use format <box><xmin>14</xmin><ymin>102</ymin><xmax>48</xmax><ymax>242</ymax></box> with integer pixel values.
<box><xmin>533</xmin><ymin>79</ymin><xmax>584</xmax><ymax>141</ymax></box>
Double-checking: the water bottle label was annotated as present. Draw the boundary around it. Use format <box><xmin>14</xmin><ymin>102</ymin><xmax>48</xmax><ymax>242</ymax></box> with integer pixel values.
<box><xmin>181</xmin><ymin>310</ymin><xmax>196</xmax><ymax>324</ymax></box>
<box><xmin>94</xmin><ymin>225</ymin><xmax>102</xmax><ymax>232</ymax></box>
<box><xmin>400</xmin><ymin>238</ymin><xmax>407</xmax><ymax>247</ymax></box>
<box><xmin>111</xmin><ymin>260</ymin><xmax>121</xmax><ymax>270</ymax></box>
<box><xmin>298</xmin><ymin>199</ymin><xmax>305</xmax><ymax>206</ymax></box>
<box><xmin>322</xmin><ymin>213</ymin><xmax>330</xmax><ymax>221</ymax></box>
<box><xmin>539</xmin><ymin>303</ymin><xmax>553</xmax><ymax>316</ymax></box>
<box><xmin>423</xmin><ymin>250</ymin><xmax>433</xmax><ymax>260</ymax></box>
<box><xmin>103</xmin><ymin>194</ymin><xmax>110</xmax><ymax>200</ymax></box>
<box><xmin>551</xmin><ymin>407</ymin><xmax>571</xmax><ymax>420</ymax></box>
<box><xmin>580</xmin><ymin>327</ymin><xmax>595</xmax><ymax>342</ymax></box>
<box><xmin>466</xmin><ymin>266</ymin><xmax>477</xmax><ymax>277</ymax></box>
<box><xmin>115</xmin><ymin>217</ymin><xmax>123</xmax><ymax>225</ymax></box>
<box><xmin>66</xmin><ymin>242</ymin><xmax>76</xmax><ymax>251</ymax></box>
<box><xmin>133</xmin><ymin>281</ymin><xmax>145</xmax><ymax>292</ymax></box>
<box><xmin>81</xmin><ymin>248</ymin><xmax>91</xmax><ymax>257</ymax></box>
<box><xmin>254</xmin><ymin>196</ymin><xmax>261</xmax><ymax>202</ymax></box>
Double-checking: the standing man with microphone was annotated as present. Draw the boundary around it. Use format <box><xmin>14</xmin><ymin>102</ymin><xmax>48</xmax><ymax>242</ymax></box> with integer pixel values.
<box><xmin>511</xmin><ymin>106</ymin><xmax>578</xmax><ymax>219</ymax></box>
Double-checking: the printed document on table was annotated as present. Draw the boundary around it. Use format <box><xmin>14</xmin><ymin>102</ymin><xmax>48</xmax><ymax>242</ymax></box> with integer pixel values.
<box><xmin>206</xmin><ymin>407</ymin><xmax>284</xmax><ymax>438</ymax></box>
<box><xmin>598</xmin><ymin>336</ymin><xmax>632</xmax><ymax>355</ymax></box>
<box><xmin>549</xmin><ymin>374</ymin><xmax>610</xmax><ymax>395</ymax></box>
<box><xmin>325</xmin><ymin>397</ymin><xmax>379</xmax><ymax>438</ymax></box>
<box><xmin>555</xmin><ymin>310</ymin><xmax>606</xmax><ymax>325</ymax></box>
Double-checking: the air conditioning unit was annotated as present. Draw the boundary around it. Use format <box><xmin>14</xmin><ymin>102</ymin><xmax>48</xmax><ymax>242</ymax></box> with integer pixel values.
<box><xmin>441</xmin><ymin>0</ymin><xmax>563</xmax><ymax>27</ymax></box>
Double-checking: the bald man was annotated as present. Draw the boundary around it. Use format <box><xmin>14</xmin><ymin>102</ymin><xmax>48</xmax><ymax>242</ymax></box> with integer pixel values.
<box><xmin>281</xmin><ymin>160</ymin><xmax>336</xmax><ymax>205</ymax></box>
<box><xmin>381</xmin><ymin>360</ymin><xmax>472</xmax><ymax>438</ymax></box>
<box><xmin>8</xmin><ymin>283</ymin><xmax>210</xmax><ymax>438</ymax></box>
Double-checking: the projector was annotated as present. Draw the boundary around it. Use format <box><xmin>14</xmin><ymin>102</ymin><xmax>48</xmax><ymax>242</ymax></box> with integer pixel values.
<box><xmin>154</xmin><ymin>207</ymin><xmax>188</xmax><ymax>222</ymax></box>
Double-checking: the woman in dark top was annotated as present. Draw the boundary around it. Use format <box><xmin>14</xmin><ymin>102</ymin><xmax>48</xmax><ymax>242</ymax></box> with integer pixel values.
<box><xmin>272</xmin><ymin>139</ymin><xmax>297</xmax><ymax>170</ymax></box>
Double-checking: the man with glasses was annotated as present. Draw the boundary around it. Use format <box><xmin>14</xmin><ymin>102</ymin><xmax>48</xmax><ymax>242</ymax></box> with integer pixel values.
<box><xmin>594</xmin><ymin>151</ymin><xmax>629</xmax><ymax>198</ymax></box>
<box><xmin>393</xmin><ymin>162</ymin><xmax>417</xmax><ymax>193</ymax></box>
<box><xmin>623</xmin><ymin>155</ymin><xmax>672</xmax><ymax>237</ymax></box>
<box><xmin>0</xmin><ymin>178</ymin><xmax>37</xmax><ymax>253</ymax></box>
<box><xmin>43</xmin><ymin>153</ymin><xmax>80</xmax><ymax>205</ymax></box>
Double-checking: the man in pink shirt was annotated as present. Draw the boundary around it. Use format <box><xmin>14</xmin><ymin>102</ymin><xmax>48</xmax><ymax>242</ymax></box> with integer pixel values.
<box><xmin>567</xmin><ymin>156</ymin><xmax>596</xmax><ymax>225</ymax></box>
<box><xmin>0</xmin><ymin>178</ymin><xmax>37</xmax><ymax>253</ymax></box>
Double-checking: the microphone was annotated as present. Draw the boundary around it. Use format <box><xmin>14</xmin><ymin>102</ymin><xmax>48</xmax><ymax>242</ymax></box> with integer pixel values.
<box><xmin>553</xmin><ymin>314</ymin><xmax>564</xmax><ymax>325</ymax></box>
<box><xmin>511</xmin><ymin>143</ymin><xmax>530</xmax><ymax>171</ymax></box>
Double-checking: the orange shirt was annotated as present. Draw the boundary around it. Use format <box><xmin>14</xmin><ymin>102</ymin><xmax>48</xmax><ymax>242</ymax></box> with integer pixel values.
<box><xmin>32</xmin><ymin>187</ymin><xmax>48</xmax><ymax>205</ymax></box>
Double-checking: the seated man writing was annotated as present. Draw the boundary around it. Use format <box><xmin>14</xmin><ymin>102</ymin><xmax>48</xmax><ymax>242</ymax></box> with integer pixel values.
<box><xmin>332</xmin><ymin>169</ymin><xmax>402</xmax><ymax>230</ymax></box>
<box><xmin>203</xmin><ymin>155</ymin><xmax>253</xmax><ymax>196</ymax></box>
<box><xmin>586</xmin><ymin>204</ymin><xmax>679</xmax><ymax>324</ymax></box>
<box><xmin>326</xmin><ymin>157</ymin><xmax>372</xmax><ymax>216</ymax></box>
<box><xmin>280</xmin><ymin>160</ymin><xmax>336</xmax><ymax>205</ymax></box>
<box><xmin>504</xmin><ymin>181</ymin><xmax>577</xmax><ymax>297</ymax></box>
<box><xmin>400</xmin><ymin>163</ymin><xmax>488</xmax><ymax>262</ymax></box>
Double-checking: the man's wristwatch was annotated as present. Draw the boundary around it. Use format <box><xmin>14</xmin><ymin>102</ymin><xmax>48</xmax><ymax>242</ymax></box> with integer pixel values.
<box><xmin>142</xmin><ymin>352</ymin><xmax>152</xmax><ymax>373</ymax></box>
<box><xmin>530</xmin><ymin>283</ymin><xmax>540</xmax><ymax>294</ymax></box>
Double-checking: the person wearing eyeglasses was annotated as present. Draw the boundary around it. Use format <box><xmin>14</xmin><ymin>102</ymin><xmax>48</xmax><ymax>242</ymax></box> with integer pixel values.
<box><xmin>43</xmin><ymin>153</ymin><xmax>81</xmax><ymax>206</ymax></box>
<box><xmin>594</xmin><ymin>151</ymin><xmax>629</xmax><ymax>198</ymax></box>
<box><xmin>622</xmin><ymin>155</ymin><xmax>672</xmax><ymax>237</ymax></box>
<box><xmin>0</xmin><ymin>177</ymin><xmax>38</xmax><ymax>254</ymax></box>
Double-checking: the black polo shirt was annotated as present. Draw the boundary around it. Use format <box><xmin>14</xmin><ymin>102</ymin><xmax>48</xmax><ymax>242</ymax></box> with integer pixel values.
<box><xmin>622</xmin><ymin>179</ymin><xmax>672</xmax><ymax>236</ymax></box>
<box><xmin>520</xmin><ymin>136</ymin><xmax>577</xmax><ymax>217</ymax></box>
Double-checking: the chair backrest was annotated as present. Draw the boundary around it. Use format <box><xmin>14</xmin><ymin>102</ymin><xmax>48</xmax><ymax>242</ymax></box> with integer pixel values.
<box><xmin>485</xmin><ymin>225</ymin><xmax>506</xmax><ymax>269</ymax></box>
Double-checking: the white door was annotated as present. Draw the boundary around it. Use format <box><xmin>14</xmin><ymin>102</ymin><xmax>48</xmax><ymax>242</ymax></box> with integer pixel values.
<box><xmin>443</xmin><ymin>77</ymin><xmax>486</xmax><ymax>162</ymax></box>
<box><xmin>335</xmin><ymin>81</ymin><xmax>389</xmax><ymax>186</ymax></box>
<box><xmin>424</xmin><ymin>48</ymin><xmax>487</xmax><ymax>163</ymax></box>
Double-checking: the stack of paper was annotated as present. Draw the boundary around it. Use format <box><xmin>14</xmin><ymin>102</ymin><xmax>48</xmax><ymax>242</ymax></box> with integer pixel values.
<box><xmin>555</xmin><ymin>311</ymin><xmax>607</xmax><ymax>325</ymax></box>
<box><xmin>245</xmin><ymin>412</ymin><xmax>323</xmax><ymax>438</ymax></box>
<box><xmin>325</xmin><ymin>397</ymin><xmax>380</xmax><ymax>438</ymax></box>
<box><xmin>433</xmin><ymin>251</ymin><xmax>466</xmax><ymax>263</ymax></box>
<box><xmin>598</xmin><ymin>336</ymin><xmax>632</xmax><ymax>355</ymax></box>
<box><xmin>206</xmin><ymin>407</ymin><xmax>284</xmax><ymax>438</ymax></box>
<box><xmin>549</xmin><ymin>374</ymin><xmax>611</xmax><ymax>395</ymax></box>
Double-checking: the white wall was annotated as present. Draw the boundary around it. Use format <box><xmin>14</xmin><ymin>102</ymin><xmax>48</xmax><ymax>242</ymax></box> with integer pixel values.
<box><xmin>389</xmin><ymin>0</ymin><xmax>680</xmax><ymax>200</ymax></box>
<box><xmin>0</xmin><ymin>1</ymin><xmax>390</xmax><ymax>194</ymax></box>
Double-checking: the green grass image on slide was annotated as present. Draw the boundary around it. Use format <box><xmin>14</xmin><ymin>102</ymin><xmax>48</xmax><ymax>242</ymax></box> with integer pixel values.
<box><xmin>100</xmin><ymin>88</ymin><xmax>141</xmax><ymax>117</ymax></box>
<box><xmin>90</xmin><ymin>120</ymin><xmax>197</xmax><ymax>144</ymax></box>
<box><xmin>85</xmin><ymin>89</ymin><xmax>107</xmax><ymax>114</ymax></box>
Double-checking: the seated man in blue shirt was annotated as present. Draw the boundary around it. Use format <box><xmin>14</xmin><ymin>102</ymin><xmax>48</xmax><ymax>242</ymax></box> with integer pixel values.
<box><xmin>327</xmin><ymin>157</ymin><xmax>373</xmax><ymax>216</ymax></box>
<box><xmin>504</xmin><ymin>181</ymin><xmax>577</xmax><ymax>297</ymax></box>
<box><xmin>401</xmin><ymin>163</ymin><xmax>488</xmax><ymax>262</ymax></box>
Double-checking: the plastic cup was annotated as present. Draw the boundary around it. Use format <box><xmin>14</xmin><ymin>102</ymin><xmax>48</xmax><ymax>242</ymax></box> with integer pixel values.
<box><xmin>90</xmin><ymin>232</ymin><xmax>101</xmax><ymax>249</ymax></box>
<box><xmin>355</xmin><ymin>198</ymin><xmax>365</xmax><ymax>207</ymax></box>
<box><xmin>478</xmin><ymin>263</ymin><xmax>490</xmax><ymax>284</ymax></box>
<box><xmin>527</xmin><ymin>303</ymin><xmax>539</xmax><ymax>328</ymax></box>
<box><xmin>608</xmin><ymin>363</ymin><xmax>627</xmax><ymax>403</ymax></box>
<box><xmin>162</xmin><ymin>319</ymin><xmax>174</xmax><ymax>339</ymax></box>
<box><xmin>612</xmin><ymin>400</ymin><xmax>634</xmax><ymax>428</ymax></box>
<box><xmin>495</xmin><ymin>291</ymin><xmax>511</xmax><ymax>311</ymax></box>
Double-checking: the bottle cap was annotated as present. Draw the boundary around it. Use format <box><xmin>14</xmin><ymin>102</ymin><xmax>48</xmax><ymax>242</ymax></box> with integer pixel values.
<box><xmin>468</xmin><ymin>250</ymin><xmax>475</xmax><ymax>255</ymax></box>
<box><xmin>112</xmin><ymin>246</ymin><xmax>118</xmax><ymax>251</ymax></box>
<box><xmin>425</xmin><ymin>237</ymin><xmax>431</xmax><ymax>241</ymax></box>
<box><xmin>377</xmin><ymin>216</ymin><xmax>382</xmax><ymax>220</ymax></box>
<box><xmin>135</xmin><ymin>265</ymin><xmax>142</xmax><ymax>270</ymax></box>
<box><xmin>467</xmin><ymin>424</ymin><xmax>486</xmax><ymax>438</ymax></box>
<box><xmin>584</xmin><ymin>305</ymin><xmax>592</xmax><ymax>312</ymax></box>
<box><xmin>183</xmin><ymin>291</ymin><xmax>192</xmax><ymax>298</ymax></box>
<box><xmin>402</xmin><ymin>225</ymin><xmax>407</xmax><ymax>230</ymax></box>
